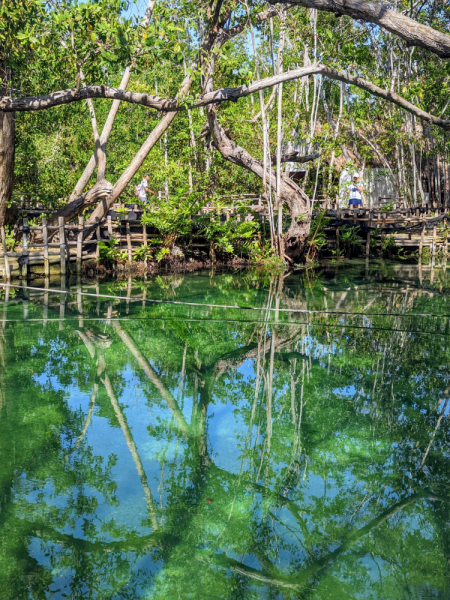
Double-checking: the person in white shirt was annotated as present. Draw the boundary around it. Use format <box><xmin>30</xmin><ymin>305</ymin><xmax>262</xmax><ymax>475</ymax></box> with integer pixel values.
<box><xmin>347</xmin><ymin>173</ymin><xmax>364</xmax><ymax>207</ymax></box>
<box><xmin>138</xmin><ymin>174</ymin><xmax>156</xmax><ymax>204</ymax></box>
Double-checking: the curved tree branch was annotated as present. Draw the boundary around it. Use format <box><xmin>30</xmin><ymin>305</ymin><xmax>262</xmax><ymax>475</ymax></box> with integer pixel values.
<box><xmin>207</xmin><ymin>103</ymin><xmax>310</xmax><ymax>241</ymax></box>
<box><xmin>3</xmin><ymin>65</ymin><xmax>449</xmax><ymax>133</ymax></box>
<box><xmin>267</xmin><ymin>0</ymin><xmax>450</xmax><ymax>59</ymax></box>
<box><xmin>49</xmin><ymin>178</ymin><xmax>113</xmax><ymax>226</ymax></box>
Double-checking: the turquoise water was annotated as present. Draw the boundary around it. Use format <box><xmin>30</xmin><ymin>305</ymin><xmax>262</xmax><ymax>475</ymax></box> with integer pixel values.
<box><xmin>1</xmin><ymin>261</ymin><xmax>450</xmax><ymax>599</ymax></box>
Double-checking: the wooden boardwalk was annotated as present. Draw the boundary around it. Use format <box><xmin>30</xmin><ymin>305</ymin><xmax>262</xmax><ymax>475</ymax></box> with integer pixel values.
<box><xmin>320</xmin><ymin>204</ymin><xmax>450</xmax><ymax>257</ymax></box>
<box><xmin>0</xmin><ymin>203</ymin><xmax>448</xmax><ymax>279</ymax></box>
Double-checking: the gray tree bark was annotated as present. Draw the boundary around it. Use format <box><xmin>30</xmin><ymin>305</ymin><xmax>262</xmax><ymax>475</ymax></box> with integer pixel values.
<box><xmin>268</xmin><ymin>0</ymin><xmax>450</xmax><ymax>58</ymax></box>
<box><xmin>0</xmin><ymin>64</ymin><xmax>15</xmax><ymax>227</ymax></box>
<box><xmin>5</xmin><ymin>66</ymin><xmax>448</xmax><ymax>134</ymax></box>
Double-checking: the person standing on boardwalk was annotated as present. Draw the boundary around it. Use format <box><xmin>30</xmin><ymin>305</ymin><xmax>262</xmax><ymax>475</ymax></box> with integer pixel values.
<box><xmin>348</xmin><ymin>173</ymin><xmax>364</xmax><ymax>207</ymax></box>
<box><xmin>137</xmin><ymin>174</ymin><xmax>157</xmax><ymax>205</ymax></box>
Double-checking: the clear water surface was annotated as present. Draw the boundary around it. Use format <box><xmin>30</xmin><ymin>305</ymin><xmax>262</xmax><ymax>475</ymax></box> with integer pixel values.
<box><xmin>1</xmin><ymin>260</ymin><xmax>450</xmax><ymax>600</ymax></box>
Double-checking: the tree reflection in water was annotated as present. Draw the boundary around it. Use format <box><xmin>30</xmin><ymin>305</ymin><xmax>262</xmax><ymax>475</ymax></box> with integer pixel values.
<box><xmin>0</xmin><ymin>261</ymin><xmax>450</xmax><ymax>599</ymax></box>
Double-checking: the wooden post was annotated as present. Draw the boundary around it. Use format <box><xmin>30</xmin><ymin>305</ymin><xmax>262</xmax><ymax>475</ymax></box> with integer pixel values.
<box><xmin>336</xmin><ymin>227</ymin><xmax>340</xmax><ymax>253</ymax></box>
<box><xmin>432</xmin><ymin>225</ymin><xmax>437</xmax><ymax>259</ymax></box>
<box><xmin>92</xmin><ymin>282</ymin><xmax>98</xmax><ymax>316</ymax></box>
<box><xmin>126</xmin><ymin>222</ymin><xmax>132</xmax><ymax>262</ymax></box>
<box><xmin>365</xmin><ymin>230</ymin><xmax>371</xmax><ymax>258</ymax></box>
<box><xmin>1</xmin><ymin>283</ymin><xmax>8</xmax><ymax>329</ymax></box>
<box><xmin>21</xmin><ymin>217</ymin><xmax>29</xmax><ymax>280</ymax></box>
<box><xmin>142</xmin><ymin>222</ymin><xmax>148</xmax><ymax>246</ymax></box>
<box><xmin>1</xmin><ymin>225</ymin><xmax>10</xmax><ymax>282</ymax></box>
<box><xmin>77</xmin><ymin>282</ymin><xmax>83</xmax><ymax>328</ymax></box>
<box><xmin>419</xmin><ymin>225</ymin><xmax>425</xmax><ymax>257</ymax></box>
<box><xmin>445</xmin><ymin>217</ymin><xmax>449</xmax><ymax>257</ymax></box>
<box><xmin>77</xmin><ymin>216</ymin><xmax>83</xmax><ymax>274</ymax></box>
<box><xmin>142</xmin><ymin>223</ymin><xmax>148</xmax><ymax>268</ymax></box>
<box><xmin>126</xmin><ymin>275</ymin><xmax>132</xmax><ymax>314</ymax></box>
<box><xmin>43</xmin><ymin>290</ymin><xmax>48</xmax><ymax>329</ymax></box>
<box><xmin>59</xmin><ymin>289</ymin><xmax>65</xmax><ymax>331</ymax></box>
<box><xmin>58</xmin><ymin>217</ymin><xmax>66</xmax><ymax>276</ymax></box>
<box><xmin>95</xmin><ymin>217</ymin><xmax>101</xmax><ymax>265</ymax></box>
<box><xmin>105</xmin><ymin>302</ymin><xmax>112</xmax><ymax>324</ymax></box>
<box><xmin>23</xmin><ymin>296</ymin><xmax>29</xmax><ymax>320</ymax></box>
<box><xmin>107</xmin><ymin>215</ymin><xmax>113</xmax><ymax>237</ymax></box>
<box><xmin>42</xmin><ymin>217</ymin><xmax>49</xmax><ymax>277</ymax></box>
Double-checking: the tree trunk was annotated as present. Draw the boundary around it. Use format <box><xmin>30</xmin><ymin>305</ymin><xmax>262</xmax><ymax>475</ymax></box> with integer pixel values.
<box><xmin>68</xmin><ymin>66</ymin><xmax>132</xmax><ymax>204</ymax></box>
<box><xmin>0</xmin><ymin>64</ymin><xmax>15</xmax><ymax>228</ymax></box>
<box><xmin>207</xmin><ymin>105</ymin><xmax>310</xmax><ymax>257</ymax></box>
<box><xmin>245</xmin><ymin>0</ymin><xmax>275</xmax><ymax>243</ymax></box>
<box><xmin>0</xmin><ymin>111</ymin><xmax>14</xmax><ymax>227</ymax></box>
<box><xmin>276</xmin><ymin>11</ymin><xmax>286</xmax><ymax>254</ymax></box>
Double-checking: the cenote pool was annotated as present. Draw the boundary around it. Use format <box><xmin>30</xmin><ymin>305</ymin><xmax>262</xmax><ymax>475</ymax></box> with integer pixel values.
<box><xmin>1</xmin><ymin>260</ymin><xmax>450</xmax><ymax>599</ymax></box>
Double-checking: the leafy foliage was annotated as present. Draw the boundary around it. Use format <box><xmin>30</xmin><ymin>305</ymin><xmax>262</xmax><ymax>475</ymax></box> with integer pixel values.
<box><xmin>141</xmin><ymin>189</ymin><xmax>208</xmax><ymax>244</ymax></box>
<box><xmin>202</xmin><ymin>217</ymin><xmax>260</xmax><ymax>256</ymax></box>
<box><xmin>340</xmin><ymin>225</ymin><xmax>362</xmax><ymax>256</ymax></box>
<box><xmin>98</xmin><ymin>236</ymin><xmax>127</xmax><ymax>263</ymax></box>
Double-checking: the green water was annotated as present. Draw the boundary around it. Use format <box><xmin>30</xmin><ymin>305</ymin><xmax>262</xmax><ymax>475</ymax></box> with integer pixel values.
<box><xmin>1</xmin><ymin>260</ymin><xmax>450</xmax><ymax>600</ymax></box>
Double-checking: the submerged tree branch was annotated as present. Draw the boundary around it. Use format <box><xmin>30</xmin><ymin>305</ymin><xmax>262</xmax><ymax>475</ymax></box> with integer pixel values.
<box><xmin>206</xmin><ymin>488</ymin><xmax>448</xmax><ymax>592</ymax></box>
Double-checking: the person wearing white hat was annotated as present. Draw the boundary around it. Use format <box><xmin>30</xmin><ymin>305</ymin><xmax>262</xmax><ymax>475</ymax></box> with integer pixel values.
<box><xmin>347</xmin><ymin>173</ymin><xmax>364</xmax><ymax>207</ymax></box>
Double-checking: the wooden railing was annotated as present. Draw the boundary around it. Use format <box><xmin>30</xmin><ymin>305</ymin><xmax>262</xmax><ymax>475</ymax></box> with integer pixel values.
<box><xmin>1</xmin><ymin>202</ymin><xmax>449</xmax><ymax>280</ymax></box>
<box><xmin>321</xmin><ymin>204</ymin><xmax>450</xmax><ymax>229</ymax></box>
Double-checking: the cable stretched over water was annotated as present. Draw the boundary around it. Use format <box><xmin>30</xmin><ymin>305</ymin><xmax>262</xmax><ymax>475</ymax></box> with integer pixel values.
<box><xmin>0</xmin><ymin>282</ymin><xmax>449</xmax><ymax>320</ymax></box>
<box><xmin>0</xmin><ymin>315</ymin><xmax>445</xmax><ymax>336</ymax></box>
